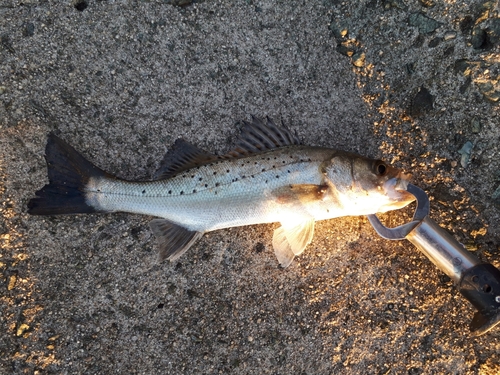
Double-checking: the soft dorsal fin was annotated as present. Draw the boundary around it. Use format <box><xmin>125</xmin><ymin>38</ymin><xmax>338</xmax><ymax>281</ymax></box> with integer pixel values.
<box><xmin>226</xmin><ymin>116</ymin><xmax>301</xmax><ymax>158</ymax></box>
<box><xmin>154</xmin><ymin>139</ymin><xmax>220</xmax><ymax>180</ymax></box>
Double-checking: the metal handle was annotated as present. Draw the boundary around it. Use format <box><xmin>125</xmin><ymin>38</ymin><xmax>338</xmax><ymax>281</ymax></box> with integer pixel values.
<box><xmin>368</xmin><ymin>184</ymin><xmax>500</xmax><ymax>335</ymax></box>
<box><xmin>405</xmin><ymin>216</ymin><xmax>480</xmax><ymax>283</ymax></box>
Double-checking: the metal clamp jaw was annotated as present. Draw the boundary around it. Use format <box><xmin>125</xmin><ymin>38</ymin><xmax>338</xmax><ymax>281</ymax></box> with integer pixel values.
<box><xmin>368</xmin><ymin>184</ymin><xmax>500</xmax><ymax>336</ymax></box>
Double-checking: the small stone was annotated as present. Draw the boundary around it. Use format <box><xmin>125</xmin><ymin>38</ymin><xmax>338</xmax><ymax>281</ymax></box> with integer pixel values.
<box><xmin>485</xmin><ymin>18</ymin><xmax>500</xmax><ymax>45</ymax></box>
<box><xmin>8</xmin><ymin>275</ymin><xmax>16</xmax><ymax>290</ymax></box>
<box><xmin>336</xmin><ymin>43</ymin><xmax>355</xmax><ymax>57</ymax></box>
<box><xmin>471</xmin><ymin>118</ymin><xmax>481</xmax><ymax>133</ymax></box>
<box><xmin>443</xmin><ymin>31</ymin><xmax>457</xmax><ymax>40</ymax></box>
<box><xmin>352</xmin><ymin>52</ymin><xmax>365</xmax><ymax>67</ymax></box>
<box><xmin>408</xmin><ymin>13</ymin><xmax>443</xmax><ymax>34</ymax></box>
<box><xmin>23</xmin><ymin>22</ymin><xmax>35</xmax><ymax>37</ymax></box>
<box><xmin>493</xmin><ymin>186</ymin><xmax>500</xmax><ymax>208</ymax></box>
<box><xmin>409</xmin><ymin>86</ymin><xmax>434</xmax><ymax>117</ymax></box>
<box><xmin>458</xmin><ymin>141</ymin><xmax>473</xmax><ymax>167</ymax></box>
<box><xmin>428</xmin><ymin>37</ymin><xmax>441</xmax><ymax>48</ymax></box>
<box><xmin>418</xmin><ymin>0</ymin><xmax>435</xmax><ymax>7</ymax></box>
<box><xmin>0</xmin><ymin>86</ymin><xmax>6</xmax><ymax>95</ymax></box>
<box><xmin>16</xmin><ymin>323</ymin><xmax>30</xmax><ymax>337</ymax></box>
<box><xmin>471</xmin><ymin>26</ymin><xmax>487</xmax><ymax>49</ymax></box>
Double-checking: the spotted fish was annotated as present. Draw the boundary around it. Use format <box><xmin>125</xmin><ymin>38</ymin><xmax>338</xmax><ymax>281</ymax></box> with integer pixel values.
<box><xmin>28</xmin><ymin>117</ymin><xmax>414</xmax><ymax>267</ymax></box>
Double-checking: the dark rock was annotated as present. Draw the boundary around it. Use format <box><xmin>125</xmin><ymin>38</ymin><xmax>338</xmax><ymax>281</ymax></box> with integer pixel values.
<box><xmin>471</xmin><ymin>26</ymin><xmax>487</xmax><ymax>49</ymax></box>
<box><xmin>408</xmin><ymin>12</ymin><xmax>442</xmax><ymax>34</ymax></box>
<box><xmin>336</xmin><ymin>43</ymin><xmax>355</xmax><ymax>57</ymax></box>
<box><xmin>1</xmin><ymin>34</ymin><xmax>15</xmax><ymax>54</ymax></box>
<box><xmin>460</xmin><ymin>16</ymin><xmax>474</xmax><ymax>34</ymax></box>
<box><xmin>23</xmin><ymin>22</ymin><xmax>35</xmax><ymax>37</ymax></box>
<box><xmin>492</xmin><ymin>186</ymin><xmax>500</xmax><ymax>209</ymax></box>
<box><xmin>409</xmin><ymin>86</ymin><xmax>434</xmax><ymax>116</ymax></box>
<box><xmin>428</xmin><ymin>37</ymin><xmax>441</xmax><ymax>48</ymax></box>
<box><xmin>485</xmin><ymin>18</ymin><xmax>500</xmax><ymax>45</ymax></box>
<box><xmin>460</xmin><ymin>76</ymin><xmax>471</xmax><ymax>94</ymax></box>
<box><xmin>454</xmin><ymin>59</ymin><xmax>470</xmax><ymax>74</ymax></box>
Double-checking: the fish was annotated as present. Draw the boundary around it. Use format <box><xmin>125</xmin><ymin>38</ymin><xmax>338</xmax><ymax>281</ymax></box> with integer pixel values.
<box><xmin>28</xmin><ymin>116</ymin><xmax>415</xmax><ymax>267</ymax></box>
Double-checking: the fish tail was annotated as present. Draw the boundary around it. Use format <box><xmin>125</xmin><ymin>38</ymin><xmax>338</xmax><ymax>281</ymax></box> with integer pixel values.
<box><xmin>28</xmin><ymin>133</ymin><xmax>109</xmax><ymax>215</ymax></box>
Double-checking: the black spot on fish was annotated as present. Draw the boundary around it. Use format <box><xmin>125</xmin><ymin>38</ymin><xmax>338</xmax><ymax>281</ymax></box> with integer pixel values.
<box><xmin>180</xmin><ymin>191</ymin><xmax>184</xmax><ymax>195</ymax></box>
<box><xmin>276</xmin><ymin>175</ymin><xmax>279</xmax><ymax>178</ymax></box>
<box><xmin>215</xmin><ymin>191</ymin><xmax>218</xmax><ymax>195</ymax></box>
<box><xmin>287</xmin><ymin>170</ymin><xmax>291</xmax><ymax>173</ymax></box>
<box><xmin>142</xmin><ymin>190</ymin><xmax>146</xmax><ymax>194</ymax></box>
<box><xmin>205</xmin><ymin>184</ymin><xmax>208</xmax><ymax>187</ymax></box>
<box><xmin>215</xmin><ymin>183</ymin><xmax>220</xmax><ymax>187</ymax></box>
<box><xmin>193</xmin><ymin>189</ymin><xmax>197</xmax><ymax>193</ymax></box>
<box><xmin>265</xmin><ymin>180</ymin><xmax>268</xmax><ymax>183</ymax></box>
<box><xmin>168</xmin><ymin>190</ymin><xmax>172</xmax><ymax>194</ymax></box>
<box><xmin>262</xmin><ymin>168</ymin><xmax>266</xmax><ymax>172</ymax></box>
<box><xmin>235</xmin><ymin>178</ymin><xmax>238</xmax><ymax>181</ymax></box>
<box><xmin>226</xmin><ymin>169</ymin><xmax>230</xmax><ymax>173</ymax></box>
<box><xmin>199</xmin><ymin>177</ymin><xmax>203</xmax><ymax>181</ymax></box>
<box><xmin>242</xmin><ymin>175</ymin><xmax>246</xmax><ymax>179</ymax></box>
<box><xmin>191</xmin><ymin>175</ymin><xmax>195</xmax><ymax>178</ymax></box>
<box><xmin>272</xmin><ymin>165</ymin><xmax>275</xmax><ymax>169</ymax></box>
<box><xmin>251</xmin><ymin>175</ymin><xmax>254</xmax><ymax>178</ymax></box>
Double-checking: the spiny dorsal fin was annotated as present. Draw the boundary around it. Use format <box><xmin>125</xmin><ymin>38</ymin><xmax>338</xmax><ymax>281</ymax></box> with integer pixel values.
<box><xmin>154</xmin><ymin>139</ymin><xmax>220</xmax><ymax>180</ymax></box>
<box><xmin>226</xmin><ymin>116</ymin><xmax>301</xmax><ymax>158</ymax></box>
<box><xmin>149</xmin><ymin>219</ymin><xmax>203</xmax><ymax>261</ymax></box>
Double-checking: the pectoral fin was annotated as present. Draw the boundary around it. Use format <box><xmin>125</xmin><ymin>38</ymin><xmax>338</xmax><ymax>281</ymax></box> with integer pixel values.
<box><xmin>272</xmin><ymin>218</ymin><xmax>315</xmax><ymax>267</ymax></box>
<box><xmin>150</xmin><ymin>219</ymin><xmax>203</xmax><ymax>261</ymax></box>
<box><xmin>272</xmin><ymin>226</ymin><xmax>296</xmax><ymax>268</ymax></box>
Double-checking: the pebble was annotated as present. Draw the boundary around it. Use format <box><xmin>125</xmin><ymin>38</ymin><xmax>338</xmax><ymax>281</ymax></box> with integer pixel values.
<box><xmin>471</xmin><ymin>118</ymin><xmax>481</xmax><ymax>133</ymax></box>
<box><xmin>458</xmin><ymin>141</ymin><xmax>473</xmax><ymax>167</ymax></box>
<box><xmin>409</xmin><ymin>86</ymin><xmax>434</xmax><ymax>116</ymax></box>
<box><xmin>492</xmin><ymin>186</ymin><xmax>500</xmax><ymax>208</ymax></box>
<box><xmin>443</xmin><ymin>31</ymin><xmax>456</xmax><ymax>41</ymax></box>
<box><xmin>351</xmin><ymin>52</ymin><xmax>365</xmax><ymax>67</ymax></box>
<box><xmin>471</xmin><ymin>26</ymin><xmax>487</xmax><ymax>49</ymax></box>
<box><xmin>408</xmin><ymin>13</ymin><xmax>442</xmax><ymax>34</ymax></box>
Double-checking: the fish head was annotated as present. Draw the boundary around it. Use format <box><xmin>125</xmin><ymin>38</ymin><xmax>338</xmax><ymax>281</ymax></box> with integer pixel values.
<box><xmin>323</xmin><ymin>154</ymin><xmax>415</xmax><ymax>215</ymax></box>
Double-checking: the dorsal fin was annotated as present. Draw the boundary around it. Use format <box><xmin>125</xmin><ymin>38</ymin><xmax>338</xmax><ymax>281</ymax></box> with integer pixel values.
<box><xmin>226</xmin><ymin>116</ymin><xmax>301</xmax><ymax>158</ymax></box>
<box><xmin>154</xmin><ymin>139</ymin><xmax>220</xmax><ymax>180</ymax></box>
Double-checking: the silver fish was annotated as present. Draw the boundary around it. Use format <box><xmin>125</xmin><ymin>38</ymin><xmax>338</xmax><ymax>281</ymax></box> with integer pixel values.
<box><xmin>28</xmin><ymin>117</ymin><xmax>414</xmax><ymax>266</ymax></box>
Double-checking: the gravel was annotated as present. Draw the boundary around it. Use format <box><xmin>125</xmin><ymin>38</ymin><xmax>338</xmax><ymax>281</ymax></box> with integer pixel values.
<box><xmin>1</xmin><ymin>0</ymin><xmax>500</xmax><ymax>374</ymax></box>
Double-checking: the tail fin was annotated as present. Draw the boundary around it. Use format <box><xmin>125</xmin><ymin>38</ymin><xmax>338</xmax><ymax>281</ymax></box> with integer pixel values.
<box><xmin>28</xmin><ymin>133</ymin><xmax>109</xmax><ymax>215</ymax></box>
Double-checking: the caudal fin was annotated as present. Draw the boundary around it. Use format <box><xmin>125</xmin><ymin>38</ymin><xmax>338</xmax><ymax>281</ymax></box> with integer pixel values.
<box><xmin>28</xmin><ymin>133</ymin><xmax>109</xmax><ymax>215</ymax></box>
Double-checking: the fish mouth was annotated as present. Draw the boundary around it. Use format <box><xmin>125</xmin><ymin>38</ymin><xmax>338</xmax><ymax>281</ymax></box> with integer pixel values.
<box><xmin>381</xmin><ymin>173</ymin><xmax>416</xmax><ymax>210</ymax></box>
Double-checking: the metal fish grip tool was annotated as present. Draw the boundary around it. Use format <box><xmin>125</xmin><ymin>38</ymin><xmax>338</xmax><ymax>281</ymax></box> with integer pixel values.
<box><xmin>367</xmin><ymin>184</ymin><xmax>500</xmax><ymax>336</ymax></box>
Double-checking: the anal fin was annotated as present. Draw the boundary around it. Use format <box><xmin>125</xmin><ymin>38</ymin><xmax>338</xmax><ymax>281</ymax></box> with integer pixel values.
<box><xmin>149</xmin><ymin>219</ymin><xmax>203</xmax><ymax>261</ymax></box>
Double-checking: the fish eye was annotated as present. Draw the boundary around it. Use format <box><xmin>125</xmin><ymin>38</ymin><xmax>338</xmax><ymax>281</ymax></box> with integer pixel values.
<box><xmin>374</xmin><ymin>161</ymin><xmax>388</xmax><ymax>176</ymax></box>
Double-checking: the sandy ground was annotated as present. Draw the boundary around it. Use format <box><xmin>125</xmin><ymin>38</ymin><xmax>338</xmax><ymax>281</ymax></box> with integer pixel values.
<box><xmin>1</xmin><ymin>0</ymin><xmax>500</xmax><ymax>374</ymax></box>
